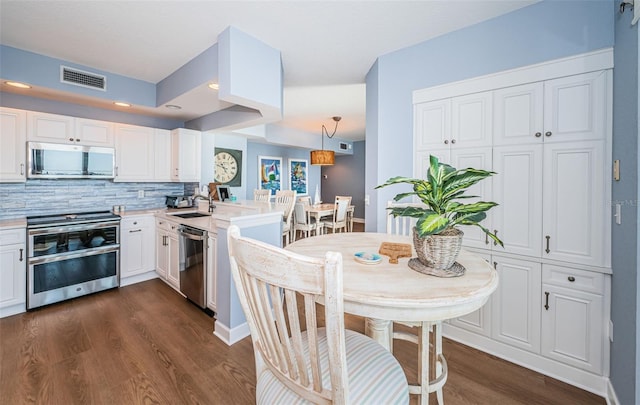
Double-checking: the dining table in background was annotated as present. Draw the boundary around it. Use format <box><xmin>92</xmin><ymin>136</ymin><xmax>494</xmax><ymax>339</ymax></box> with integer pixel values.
<box><xmin>306</xmin><ymin>202</ymin><xmax>355</xmax><ymax>232</ymax></box>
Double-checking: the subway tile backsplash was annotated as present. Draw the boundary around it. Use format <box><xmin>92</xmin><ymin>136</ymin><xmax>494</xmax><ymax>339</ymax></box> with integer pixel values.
<box><xmin>0</xmin><ymin>180</ymin><xmax>198</xmax><ymax>220</ymax></box>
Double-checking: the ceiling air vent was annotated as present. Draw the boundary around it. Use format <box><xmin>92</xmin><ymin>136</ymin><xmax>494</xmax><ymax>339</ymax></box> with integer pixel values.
<box><xmin>60</xmin><ymin>66</ymin><xmax>106</xmax><ymax>91</ymax></box>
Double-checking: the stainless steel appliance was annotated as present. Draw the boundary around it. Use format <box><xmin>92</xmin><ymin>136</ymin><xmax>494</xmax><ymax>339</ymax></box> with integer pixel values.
<box><xmin>165</xmin><ymin>195</ymin><xmax>194</xmax><ymax>208</ymax></box>
<box><xmin>178</xmin><ymin>225</ymin><xmax>207</xmax><ymax>309</ymax></box>
<box><xmin>26</xmin><ymin>211</ymin><xmax>120</xmax><ymax>309</ymax></box>
<box><xmin>27</xmin><ymin>141</ymin><xmax>115</xmax><ymax>179</ymax></box>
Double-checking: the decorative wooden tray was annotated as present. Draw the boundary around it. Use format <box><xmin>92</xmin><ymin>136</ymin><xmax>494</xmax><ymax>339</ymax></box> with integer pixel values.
<box><xmin>378</xmin><ymin>242</ymin><xmax>413</xmax><ymax>264</ymax></box>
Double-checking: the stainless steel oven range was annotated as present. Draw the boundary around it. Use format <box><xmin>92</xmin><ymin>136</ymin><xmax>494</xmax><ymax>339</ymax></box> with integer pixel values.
<box><xmin>26</xmin><ymin>211</ymin><xmax>121</xmax><ymax>309</ymax></box>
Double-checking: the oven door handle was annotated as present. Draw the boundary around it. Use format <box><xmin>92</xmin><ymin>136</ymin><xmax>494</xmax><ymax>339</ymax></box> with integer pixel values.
<box><xmin>28</xmin><ymin>245</ymin><xmax>120</xmax><ymax>265</ymax></box>
<box><xmin>178</xmin><ymin>229</ymin><xmax>206</xmax><ymax>241</ymax></box>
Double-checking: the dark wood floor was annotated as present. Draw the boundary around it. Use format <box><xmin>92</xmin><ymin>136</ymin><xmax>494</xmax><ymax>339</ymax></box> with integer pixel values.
<box><xmin>1</xmin><ymin>277</ymin><xmax>605</xmax><ymax>405</ymax></box>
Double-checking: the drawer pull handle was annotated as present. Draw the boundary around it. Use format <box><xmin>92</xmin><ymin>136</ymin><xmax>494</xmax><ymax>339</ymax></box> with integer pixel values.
<box><xmin>20</xmin><ymin>163</ymin><xmax>25</xmax><ymax>175</ymax></box>
<box><xmin>493</xmin><ymin>230</ymin><xmax>498</xmax><ymax>246</ymax></box>
<box><xmin>485</xmin><ymin>233</ymin><xmax>489</xmax><ymax>245</ymax></box>
<box><xmin>19</xmin><ymin>248</ymin><xmax>24</xmax><ymax>262</ymax></box>
<box><xmin>545</xmin><ymin>235</ymin><xmax>550</xmax><ymax>254</ymax></box>
<box><xmin>129</xmin><ymin>229</ymin><xmax>142</xmax><ymax>233</ymax></box>
<box><xmin>493</xmin><ymin>261</ymin><xmax>498</xmax><ymax>270</ymax></box>
<box><xmin>568</xmin><ymin>276</ymin><xmax>575</xmax><ymax>282</ymax></box>
<box><xmin>544</xmin><ymin>291</ymin><xmax>549</xmax><ymax>310</ymax></box>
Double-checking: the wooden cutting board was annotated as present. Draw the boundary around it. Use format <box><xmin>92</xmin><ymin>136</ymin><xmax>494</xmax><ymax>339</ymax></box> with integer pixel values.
<box><xmin>378</xmin><ymin>242</ymin><xmax>413</xmax><ymax>264</ymax></box>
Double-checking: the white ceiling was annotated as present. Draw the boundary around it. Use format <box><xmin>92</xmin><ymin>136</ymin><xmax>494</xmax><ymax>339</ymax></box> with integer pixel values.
<box><xmin>0</xmin><ymin>0</ymin><xmax>537</xmax><ymax>141</ymax></box>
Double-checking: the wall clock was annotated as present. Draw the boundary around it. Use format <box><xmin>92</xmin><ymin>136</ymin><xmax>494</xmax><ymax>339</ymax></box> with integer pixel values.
<box><xmin>214</xmin><ymin>148</ymin><xmax>242</xmax><ymax>186</ymax></box>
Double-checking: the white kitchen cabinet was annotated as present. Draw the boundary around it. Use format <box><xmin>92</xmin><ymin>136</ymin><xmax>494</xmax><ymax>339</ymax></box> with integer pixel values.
<box><xmin>541</xmin><ymin>264</ymin><xmax>604</xmax><ymax>374</ymax></box>
<box><xmin>450</xmin><ymin>251</ymin><xmax>493</xmax><ymax>336</ymax></box>
<box><xmin>414</xmin><ymin>99</ymin><xmax>450</xmax><ymax>151</ymax></box>
<box><xmin>0</xmin><ymin>227</ymin><xmax>26</xmax><ymax>317</ymax></box>
<box><xmin>543</xmin><ymin>71</ymin><xmax>607</xmax><ymax>144</ymax></box>
<box><xmin>155</xmin><ymin>218</ymin><xmax>180</xmax><ymax>290</ymax></box>
<box><xmin>491</xmin><ymin>256</ymin><xmax>541</xmax><ymax>354</ymax></box>
<box><xmin>27</xmin><ymin>111</ymin><xmax>113</xmax><ymax>146</ymax></box>
<box><xmin>492</xmin><ymin>145</ymin><xmax>543</xmax><ymax>257</ymax></box>
<box><xmin>0</xmin><ymin>107</ymin><xmax>27</xmax><ymax>182</ymax></box>
<box><xmin>206</xmin><ymin>234</ymin><xmax>217</xmax><ymax>312</ymax></box>
<box><xmin>114</xmin><ymin>124</ymin><xmax>155</xmax><ymax>182</ymax></box>
<box><xmin>493</xmin><ymin>82</ymin><xmax>544</xmax><ymax>146</ymax></box>
<box><xmin>154</xmin><ymin>129</ymin><xmax>172</xmax><ymax>181</ymax></box>
<box><xmin>74</xmin><ymin>117</ymin><xmax>114</xmax><ymax>146</ymax></box>
<box><xmin>542</xmin><ymin>141</ymin><xmax>605</xmax><ymax>267</ymax></box>
<box><xmin>120</xmin><ymin>215</ymin><xmax>155</xmax><ymax>278</ymax></box>
<box><xmin>171</xmin><ymin>128</ymin><xmax>201</xmax><ymax>182</ymax></box>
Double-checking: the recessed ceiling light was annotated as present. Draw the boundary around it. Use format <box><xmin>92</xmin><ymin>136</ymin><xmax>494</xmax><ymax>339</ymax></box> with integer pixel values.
<box><xmin>113</xmin><ymin>101</ymin><xmax>131</xmax><ymax>107</ymax></box>
<box><xmin>165</xmin><ymin>104</ymin><xmax>182</xmax><ymax>110</ymax></box>
<box><xmin>5</xmin><ymin>81</ymin><xmax>31</xmax><ymax>89</ymax></box>
<box><xmin>208</xmin><ymin>83</ymin><xmax>219</xmax><ymax>90</ymax></box>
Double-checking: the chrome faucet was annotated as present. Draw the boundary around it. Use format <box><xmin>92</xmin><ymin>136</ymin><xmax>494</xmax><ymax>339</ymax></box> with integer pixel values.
<box><xmin>208</xmin><ymin>195</ymin><xmax>216</xmax><ymax>213</ymax></box>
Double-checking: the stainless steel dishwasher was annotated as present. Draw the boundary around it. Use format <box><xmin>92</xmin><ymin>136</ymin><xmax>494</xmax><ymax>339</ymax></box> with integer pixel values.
<box><xmin>178</xmin><ymin>225</ymin><xmax>207</xmax><ymax>309</ymax></box>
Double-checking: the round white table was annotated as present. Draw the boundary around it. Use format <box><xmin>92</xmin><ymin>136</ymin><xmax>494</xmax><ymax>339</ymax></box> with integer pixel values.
<box><xmin>286</xmin><ymin>232</ymin><xmax>498</xmax><ymax>404</ymax></box>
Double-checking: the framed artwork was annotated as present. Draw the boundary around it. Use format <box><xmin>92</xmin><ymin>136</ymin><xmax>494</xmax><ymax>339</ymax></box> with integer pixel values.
<box><xmin>258</xmin><ymin>156</ymin><xmax>282</xmax><ymax>195</ymax></box>
<box><xmin>214</xmin><ymin>147</ymin><xmax>242</xmax><ymax>186</ymax></box>
<box><xmin>289</xmin><ymin>158</ymin><xmax>308</xmax><ymax>195</ymax></box>
<box><xmin>216</xmin><ymin>185</ymin><xmax>231</xmax><ymax>201</ymax></box>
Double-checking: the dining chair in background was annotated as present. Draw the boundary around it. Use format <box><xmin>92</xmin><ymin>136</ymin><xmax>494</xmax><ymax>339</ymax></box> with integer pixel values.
<box><xmin>226</xmin><ymin>225</ymin><xmax>409</xmax><ymax>404</ymax></box>
<box><xmin>293</xmin><ymin>202</ymin><xmax>322</xmax><ymax>240</ymax></box>
<box><xmin>253</xmin><ymin>189</ymin><xmax>271</xmax><ymax>202</ymax></box>
<box><xmin>323</xmin><ymin>196</ymin><xmax>351</xmax><ymax>234</ymax></box>
<box><xmin>275</xmin><ymin>190</ymin><xmax>297</xmax><ymax>245</ymax></box>
<box><xmin>386</xmin><ymin>201</ymin><xmax>447</xmax><ymax>405</ymax></box>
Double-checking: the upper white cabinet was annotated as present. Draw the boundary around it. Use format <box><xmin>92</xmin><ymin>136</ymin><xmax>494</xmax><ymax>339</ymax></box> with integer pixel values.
<box><xmin>154</xmin><ymin>129</ymin><xmax>172</xmax><ymax>181</ymax></box>
<box><xmin>414</xmin><ymin>91</ymin><xmax>492</xmax><ymax>151</ymax></box>
<box><xmin>0</xmin><ymin>107</ymin><xmax>27</xmax><ymax>182</ymax></box>
<box><xmin>493</xmin><ymin>71</ymin><xmax>607</xmax><ymax>146</ymax></box>
<box><xmin>114</xmin><ymin>124</ymin><xmax>155</xmax><ymax>182</ymax></box>
<box><xmin>171</xmin><ymin>128</ymin><xmax>201</xmax><ymax>182</ymax></box>
<box><xmin>27</xmin><ymin>111</ymin><xmax>114</xmax><ymax>146</ymax></box>
<box><xmin>542</xmin><ymin>141</ymin><xmax>605</xmax><ymax>267</ymax></box>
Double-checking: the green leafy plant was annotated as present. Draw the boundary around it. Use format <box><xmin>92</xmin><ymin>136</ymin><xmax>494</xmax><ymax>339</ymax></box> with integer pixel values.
<box><xmin>376</xmin><ymin>155</ymin><xmax>503</xmax><ymax>247</ymax></box>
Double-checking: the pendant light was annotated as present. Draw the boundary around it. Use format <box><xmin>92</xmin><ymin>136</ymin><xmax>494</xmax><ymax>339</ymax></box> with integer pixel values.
<box><xmin>310</xmin><ymin>116</ymin><xmax>341</xmax><ymax>165</ymax></box>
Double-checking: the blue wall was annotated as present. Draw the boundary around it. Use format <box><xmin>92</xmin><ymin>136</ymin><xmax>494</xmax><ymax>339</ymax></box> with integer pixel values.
<box><xmin>611</xmin><ymin>3</ymin><xmax>639</xmax><ymax>404</ymax></box>
<box><xmin>321</xmin><ymin>140</ymin><xmax>366</xmax><ymax>219</ymax></box>
<box><xmin>366</xmin><ymin>0</ymin><xmax>614</xmax><ymax>232</ymax></box>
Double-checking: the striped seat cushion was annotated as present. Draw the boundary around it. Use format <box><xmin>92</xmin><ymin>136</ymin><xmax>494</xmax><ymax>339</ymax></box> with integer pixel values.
<box><xmin>257</xmin><ymin>328</ymin><xmax>409</xmax><ymax>404</ymax></box>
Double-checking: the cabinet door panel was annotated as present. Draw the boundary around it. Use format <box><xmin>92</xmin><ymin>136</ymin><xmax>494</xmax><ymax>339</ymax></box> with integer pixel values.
<box><xmin>207</xmin><ymin>236</ymin><xmax>217</xmax><ymax>311</ymax></box>
<box><xmin>0</xmin><ymin>244</ymin><xmax>26</xmax><ymax>308</ymax></box>
<box><xmin>492</xmin><ymin>256</ymin><xmax>541</xmax><ymax>353</ymax></box>
<box><xmin>75</xmin><ymin>118</ymin><xmax>114</xmax><ymax>146</ymax></box>
<box><xmin>167</xmin><ymin>234</ymin><xmax>180</xmax><ymax>289</ymax></box>
<box><xmin>543</xmin><ymin>71</ymin><xmax>607</xmax><ymax>143</ymax></box>
<box><xmin>450</xmin><ymin>252</ymin><xmax>492</xmax><ymax>335</ymax></box>
<box><xmin>155</xmin><ymin>230</ymin><xmax>168</xmax><ymax>279</ymax></box>
<box><xmin>493</xmin><ymin>82</ymin><xmax>543</xmax><ymax>146</ymax></box>
<box><xmin>451</xmin><ymin>148</ymin><xmax>492</xmax><ymax>249</ymax></box>
<box><xmin>154</xmin><ymin>129</ymin><xmax>172</xmax><ymax>181</ymax></box>
<box><xmin>171</xmin><ymin>129</ymin><xmax>201</xmax><ymax>182</ymax></box>
<box><xmin>492</xmin><ymin>145</ymin><xmax>543</xmax><ymax>257</ymax></box>
<box><xmin>541</xmin><ymin>284</ymin><xmax>603</xmax><ymax>373</ymax></box>
<box><xmin>451</xmin><ymin>92</ymin><xmax>492</xmax><ymax>148</ymax></box>
<box><xmin>0</xmin><ymin>108</ymin><xmax>26</xmax><ymax>182</ymax></box>
<box><xmin>543</xmin><ymin>141</ymin><xmax>605</xmax><ymax>266</ymax></box>
<box><xmin>115</xmin><ymin>124</ymin><xmax>154</xmax><ymax>181</ymax></box>
<box><xmin>27</xmin><ymin>111</ymin><xmax>74</xmax><ymax>142</ymax></box>
<box><xmin>414</xmin><ymin>100</ymin><xmax>451</xmax><ymax>150</ymax></box>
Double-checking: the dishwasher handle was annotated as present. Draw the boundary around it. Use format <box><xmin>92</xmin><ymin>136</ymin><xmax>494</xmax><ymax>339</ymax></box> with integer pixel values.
<box><xmin>178</xmin><ymin>227</ymin><xmax>206</xmax><ymax>241</ymax></box>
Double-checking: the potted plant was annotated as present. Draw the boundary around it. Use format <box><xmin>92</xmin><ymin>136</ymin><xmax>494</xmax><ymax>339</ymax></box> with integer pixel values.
<box><xmin>376</xmin><ymin>155</ymin><xmax>503</xmax><ymax>275</ymax></box>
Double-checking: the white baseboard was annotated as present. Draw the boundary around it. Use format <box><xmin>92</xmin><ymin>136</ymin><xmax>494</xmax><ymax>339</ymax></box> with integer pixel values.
<box><xmin>119</xmin><ymin>270</ymin><xmax>158</xmax><ymax>287</ymax></box>
<box><xmin>606</xmin><ymin>379</ymin><xmax>620</xmax><ymax>405</ymax></box>
<box><xmin>0</xmin><ymin>302</ymin><xmax>26</xmax><ymax>318</ymax></box>
<box><xmin>214</xmin><ymin>320</ymin><xmax>250</xmax><ymax>346</ymax></box>
<box><xmin>352</xmin><ymin>217</ymin><xmax>364</xmax><ymax>224</ymax></box>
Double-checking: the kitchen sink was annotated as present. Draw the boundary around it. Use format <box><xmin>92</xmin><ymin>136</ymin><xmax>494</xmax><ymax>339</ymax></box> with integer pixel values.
<box><xmin>170</xmin><ymin>212</ymin><xmax>211</xmax><ymax>219</ymax></box>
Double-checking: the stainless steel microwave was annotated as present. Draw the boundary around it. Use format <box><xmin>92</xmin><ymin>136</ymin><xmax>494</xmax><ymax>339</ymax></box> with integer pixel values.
<box><xmin>27</xmin><ymin>142</ymin><xmax>115</xmax><ymax>179</ymax></box>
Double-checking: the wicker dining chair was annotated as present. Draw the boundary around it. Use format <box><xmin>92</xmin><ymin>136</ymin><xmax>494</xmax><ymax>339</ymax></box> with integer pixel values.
<box><xmin>226</xmin><ymin>225</ymin><xmax>409</xmax><ymax>405</ymax></box>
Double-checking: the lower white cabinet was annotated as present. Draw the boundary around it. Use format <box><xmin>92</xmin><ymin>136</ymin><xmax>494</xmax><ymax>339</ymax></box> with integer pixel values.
<box><xmin>450</xmin><ymin>251</ymin><xmax>492</xmax><ymax>336</ymax></box>
<box><xmin>0</xmin><ymin>227</ymin><xmax>26</xmax><ymax>317</ymax></box>
<box><xmin>541</xmin><ymin>264</ymin><xmax>604</xmax><ymax>374</ymax></box>
<box><xmin>491</xmin><ymin>255</ymin><xmax>542</xmax><ymax>353</ymax></box>
<box><xmin>206</xmin><ymin>235</ymin><xmax>217</xmax><ymax>311</ymax></box>
<box><xmin>120</xmin><ymin>215</ymin><xmax>155</xmax><ymax>278</ymax></box>
<box><xmin>155</xmin><ymin>218</ymin><xmax>180</xmax><ymax>290</ymax></box>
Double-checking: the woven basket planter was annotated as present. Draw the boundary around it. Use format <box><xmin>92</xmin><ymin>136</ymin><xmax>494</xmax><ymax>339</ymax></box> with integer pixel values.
<box><xmin>411</xmin><ymin>227</ymin><xmax>464</xmax><ymax>276</ymax></box>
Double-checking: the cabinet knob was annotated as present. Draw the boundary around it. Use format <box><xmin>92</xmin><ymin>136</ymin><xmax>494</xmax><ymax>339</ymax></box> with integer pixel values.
<box><xmin>69</xmin><ymin>137</ymin><xmax>74</xmax><ymax>142</ymax></box>
<box><xmin>568</xmin><ymin>276</ymin><xmax>576</xmax><ymax>282</ymax></box>
<box><xmin>444</xmin><ymin>140</ymin><xmax>449</xmax><ymax>145</ymax></box>
<box><xmin>545</xmin><ymin>131</ymin><xmax>552</xmax><ymax>137</ymax></box>
<box><xmin>534</xmin><ymin>132</ymin><xmax>542</xmax><ymax>138</ymax></box>
<box><xmin>451</xmin><ymin>139</ymin><xmax>456</xmax><ymax>144</ymax></box>
<box><xmin>133</xmin><ymin>221</ymin><xmax>138</xmax><ymax>225</ymax></box>
<box><xmin>76</xmin><ymin>138</ymin><xmax>80</xmax><ymax>142</ymax></box>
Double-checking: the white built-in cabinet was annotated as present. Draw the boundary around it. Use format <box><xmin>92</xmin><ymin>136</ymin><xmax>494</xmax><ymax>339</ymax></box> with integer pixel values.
<box><xmin>0</xmin><ymin>227</ymin><xmax>26</xmax><ymax>317</ymax></box>
<box><xmin>27</xmin><ymin>111</ymin><xmax>114</xmax><ymax>146</ymax></box>
<box><xmin>171</xmin><ymin>128</ymin><xmax>201</xmax><ymax>182</ymax></box>
<box><xmin>413</xmin><ymin>50</ymin><xmax>612</xmax><ymax>392</ymax></box>
<box><xmin>155</xmin><ymin>218</ymin><xmax>180</xmax><ymax>291</ymax></box>
<box><xmin>120</xmin><ymin>215</ymin><xmax>155</xmax><ymax>279</ymax></box>
<box><xmin>0</xmin><ymin>107</ymin><xmax>27</xmax><ymax>182</ymax></box>
<box><xmin>154</xmin><ymin>129</ymin><xmax>172</xmax><ymax>181</ymax></box>
<box><xmin>115</xmin><ymin>124</ymin><xmax>155</xmax><ymax>181</ymax></box>
<box><xmin>207</xmin><ymin>234</ymin><xmax>217</xmax><ymax>312</ymax></box>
